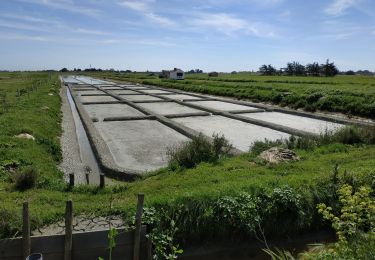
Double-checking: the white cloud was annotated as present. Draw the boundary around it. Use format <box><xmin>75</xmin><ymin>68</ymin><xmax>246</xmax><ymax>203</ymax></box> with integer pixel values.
<box><xmin>16</xmin><ymin>0</ymin><xmax>101</xmax><ymax>17</ymax></box>
<box><xmin>119</xmin><ymin>0</ymin><xmax>175</xmax><ymax>26</ymax></box>
<box><xmin>119</xmin><ymin>0</ymin><xmax>152</xmax><ymax>12</ymax></box>
<box><xmin>190</xmin><ymin>13</ymin><xmax>247</xmax><ymax>34</ymax></box>
<box><xmin>0</xmin><ymin>19</ymin><xmax>51</xmax><ymax>32</ymax></box>
<box><xmin>75</xmin><ymin>28</ymin><xmax>109</xmax><ymax>35</ymax></box>
<box><xmin>324</xmin><ymin>0</ymin><xmax>359</xmax><ymax>16</ymax></box>
<box><xmin>188</xmin><ymin>12</ymin><xmax>275</xmax><ymax>37</ymax></box>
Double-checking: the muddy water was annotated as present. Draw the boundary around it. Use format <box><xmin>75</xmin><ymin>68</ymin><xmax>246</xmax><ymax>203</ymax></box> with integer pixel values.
<box><xmin>66</xmin><ymin>87</ymin><xmax>101</xmax><ymax>184</ymax></box>
<box><xmin>181</xmin><ymin>230</ymin><xmax>335</xmax><ymax>260</ymax></box>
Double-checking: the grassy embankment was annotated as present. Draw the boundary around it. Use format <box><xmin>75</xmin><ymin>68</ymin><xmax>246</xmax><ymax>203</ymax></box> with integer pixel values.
<box><xmin>91</xmin><ymin>71</ymin><xmax>375</xmax><ymax>119</ymax></box>
<box><xmin>0</xmin><ymin>73</ymin><xmax>374</xmax><ymax>258</ymax></box>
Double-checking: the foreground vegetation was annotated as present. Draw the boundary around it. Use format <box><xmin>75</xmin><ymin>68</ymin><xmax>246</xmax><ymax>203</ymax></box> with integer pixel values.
<box><xmin>1</xmin><ymin>72</ymin><xmax>374</xmax><ymax>259</ymax></box>
<box><xmin>87</xmin><ymin>71</ymin><xmax>375</xmax><ymax>119</ymax></box>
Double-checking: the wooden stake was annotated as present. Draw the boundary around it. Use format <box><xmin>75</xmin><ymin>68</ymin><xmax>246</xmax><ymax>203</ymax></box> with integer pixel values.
<box><xmin>22</xmin><ymin>202</ymin><xmax>31</xmax><ymax>259</ymax></box>
<box><xmin>85</xmin><ymin>173</ymin><xmax>90</xmax><ymax>185</ymax></box>
<box><xmin>69</xmin><ymin>173</ymin><xmax>74</xmax><ymax>188</ymax></box>
<box><xmin>64</xmin><ymin>200</ymin><xmax>73</xmax><ymax>260</ymax></box>
<box><xmin>99</xmin><ymin>174</ymin><xmax>105</xmax><ymax>188</ymax></box>
<box><xmin>133</xmin><ymin>193</ymin><xmax>144</xmax><ymax>260</ymax></box>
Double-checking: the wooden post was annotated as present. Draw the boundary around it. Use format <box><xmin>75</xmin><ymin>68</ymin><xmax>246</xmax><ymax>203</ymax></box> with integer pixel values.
<box><xmin>85</xmin><ymin>173</ymin><xmax>90</xmax><ymax>185</ymax></box>
<box><xmin>22</xmin><ymin>201</ymin><xmax>31</xmax><ymax>260</ymax></box>
<box><xmin>99</xmin><ymin>174</ymin><xmax>105</xmax><ymax>188</ymax></box>
<box><xmin>133</xmin><ymin>193</ymin><xmax>144</xmax><ymax>260</ymax></box>
<box><xmin>146</xmin><ymin>237</ymin><xmax>153</xmax><ymax>260</ymax></box>
<box><xmin>69</xmin><ymin>173</ymin><xmax>74</xmax><ymax>188</ymax></box>
<box><xmin>64</xmin><ymin>200</ymin><xmax>73</xmax><ymax>260</ymax></box>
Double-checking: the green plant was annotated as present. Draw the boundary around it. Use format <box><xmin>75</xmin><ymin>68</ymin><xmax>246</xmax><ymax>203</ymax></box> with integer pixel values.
<box><xmin>107</xmin><ymin>227</ymin><xmax>118</xmax><ymax>260</ymax></box>
<box><xmin>317</xmin><ymin>184</ymin><xmax>375</xmax><ymax>241</ymax></box>
<box><xmin>167</xmin><ymin>133</ymin><xmax>232</xmax><ymax>169</ymax></box>
<box><xmin>143</xmin><ymin>207</ymin><xmax>183</xmax><ymax>260</ymax></box>
<box><xmin>13</xmin><ymin>166</ymin><xmax>38</xmax><ymax>191</ymax></box>
<box><xmin>263</xmin><ymin>248</ymin><xmax>296</xmax><ymax>260</ymax></box>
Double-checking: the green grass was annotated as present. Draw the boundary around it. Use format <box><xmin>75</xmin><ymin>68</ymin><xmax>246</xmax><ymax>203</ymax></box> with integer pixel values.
<box><xmin>88</xmin><ymin>71</ymin><xmax>375</xmax><ymax>118</ymax></box>
<box><xmin>1</xmin><ymin>72</ymin><xmax>374</xmax><ymax>252</ymax></box>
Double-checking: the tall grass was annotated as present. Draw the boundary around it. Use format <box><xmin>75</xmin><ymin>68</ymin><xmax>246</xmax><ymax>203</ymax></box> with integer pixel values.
<box><xmin>250</xmin><ymin>125</ymin><xmax>375</xmax><ymax>156</ymax></box>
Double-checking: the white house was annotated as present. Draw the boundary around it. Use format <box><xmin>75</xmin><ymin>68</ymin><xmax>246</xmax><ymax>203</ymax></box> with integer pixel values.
<box><xmin>162</xmin><ymin>68</ymin><xmax>184</xmax><ymax>80</ymax></box>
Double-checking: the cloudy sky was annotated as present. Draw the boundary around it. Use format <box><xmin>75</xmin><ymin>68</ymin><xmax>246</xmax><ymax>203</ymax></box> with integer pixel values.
<box><xmin>0</xmin><ymin>0</ymin><xmax>374</xmax><ymax>71</ymax></box>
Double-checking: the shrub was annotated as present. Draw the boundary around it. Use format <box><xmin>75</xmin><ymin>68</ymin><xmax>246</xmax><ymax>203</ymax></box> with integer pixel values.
<box><xmin>13</xmin><ymin>166</ymin><xmax>38</xmax><ymax>191</ymax></box>
<box><xmin>250</xmin><ymin>139</ymin><xmax>284</xmax><ymax>155</ymax></box>
<box><xmin>167</xmin><ymin>134</ymin><xmax>232</xmax><ymax>169</ymax></box>
<box><xmin>317</xmin><ymin>184</ymin><xmax>375</xmax><ymax>241</ymax></box>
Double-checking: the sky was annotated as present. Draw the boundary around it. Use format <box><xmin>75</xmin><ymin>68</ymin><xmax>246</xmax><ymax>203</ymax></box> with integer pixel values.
<box><xmin>0</xmin><ymin>0</ymin><xmax>374</xmax><ymax>72</ymax></box>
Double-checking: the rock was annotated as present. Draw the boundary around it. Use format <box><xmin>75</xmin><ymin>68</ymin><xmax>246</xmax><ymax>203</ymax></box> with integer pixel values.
<box><xmin>257</xmin><ymin>147</ymin><xmax>299</xmax><ymax>164</ymax></box>
<box><xmin>15</xmin><ymin>133</ymin><xmax>35</xmax><ymax>140</ymax></box>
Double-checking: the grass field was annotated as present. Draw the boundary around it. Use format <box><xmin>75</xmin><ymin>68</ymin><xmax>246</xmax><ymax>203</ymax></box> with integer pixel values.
<box><xmin>91</xmin><ymin>72</ymin><xmax>375</xmax><ymax>119</ymax></box>
<box><xmin>1</xmin><ymin>72</ymin><xmax>374</xmax><ymax>258</ymax></box>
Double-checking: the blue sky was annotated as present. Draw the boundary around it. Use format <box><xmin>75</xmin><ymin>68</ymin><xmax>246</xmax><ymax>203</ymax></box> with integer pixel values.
<box><xmin>0</xmin><ymin>0</ymin><xmax>374</xmax><ymax>71</ymax></box>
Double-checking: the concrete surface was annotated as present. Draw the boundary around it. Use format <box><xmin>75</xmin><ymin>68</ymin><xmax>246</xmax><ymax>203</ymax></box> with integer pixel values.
<box><xmin>95</xmin><ymin>120</ymin><xmax>189</xmax><ymax>171</ymax></box>
<box><xmin>173</xmin><ymin>115</ymin><xmax>290</xmax><ymax>151</ymax></box>
<box><xmin>241</xmin><ymin>112</ymin><xmax>344</xmax><ymax>134</ymax></box>
<box><xmin>159</xmin><ymin>94</ymin><xmax>203</xmax><ymax>100</ymax></box>
<box><xmin>100</xmin><ymin>86</ymin><xmax>124</xmax><ymax>90</ymax></box>
<box><xmin>62</xmin><ymin>75</ymin><xmax>368</xmax><ymax>179</ymax></box>
<box><xmin>76</xmin><ymin>90</ymin><xmax>105</xmax><ymax>95</ymax></box>
<box><xmin>186</xmin><ymin>100</ymin><xmax>258</xmax><ymax>111</ymax></box>
<box><xmin>84</xmin><ymin>103</ymin><xmax>145</xmax><ymax>121</ymax></box>
<box><xmin>111</xmin><ymin>89</ymin><xmax>140</xmax><ymax>95</ymax></box>
<box><xmin>137</xmin><ymin>102</ymin><xmax>203</xmax><ymax>115</ymax></box>
<box><xmin>79</xmin><ymin>95</ymin><xmax>118</xmax><ymax>103</ymax></box>
<box><xmin>140</xmin><ymin>89</ymin><xmax>173</xmax><ymax>94</ymax></box>
<box><xmin>120</xmin><ymin>94</ymin><xmax>163</xmax><ymax>101</ymax></box>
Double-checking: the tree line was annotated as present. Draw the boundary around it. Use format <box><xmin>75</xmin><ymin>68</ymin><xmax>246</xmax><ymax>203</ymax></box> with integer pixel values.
<box><xmin>259</xmin><ymin>59</ymin><xmax>339</xmax><ymax>77</ymax></box>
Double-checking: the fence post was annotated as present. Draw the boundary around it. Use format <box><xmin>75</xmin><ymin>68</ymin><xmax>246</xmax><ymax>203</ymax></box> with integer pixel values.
<box><xmin>69</xmin><ymin>173</ymin><xmax>74</xmax><ymax>188</ymax></box>
<box><xmin>64</xmin><ymin>200</ymin><xmax>73</xmax><ymax>260</ymax></box>
<box><xmin>22</xmin><ymin>201</ymin><xmax>31</xmax><ymax>259</ymax></box>
<box><xmin>133</xmin><ymin>193</ymin><xmax>144</xmax><ymax>260</ymax></box>
<box><xmin>85</xmin><ymin>173</ymin><xmax>90</xmax><ymax>185</ymax></box>
<box><xmin>99</xmin><ymin>174</ymin><xmax>105</xmax><ymax>188</ymax></box>
<box><xmin>147</xmin><ymin>237</ymin><xmax>153</xmax><ymax>260</ymax></box>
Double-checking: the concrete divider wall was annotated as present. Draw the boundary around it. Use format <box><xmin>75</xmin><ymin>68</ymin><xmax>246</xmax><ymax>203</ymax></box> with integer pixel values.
<box><xmin>0</xmin><ymin>226</ymin><xmax>149</xmax><ymax>260</ymax></box>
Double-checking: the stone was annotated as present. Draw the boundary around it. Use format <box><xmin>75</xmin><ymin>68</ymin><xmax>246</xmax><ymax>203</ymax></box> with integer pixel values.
<box><xmin>257</xmin><ymin>147</ymin><xmax>300</xmax><ymax>164</ymax></box>
<box><xmin>15</xmin><ymin>133</ymin><xmax>35</xmax><ymax>140</ymax></box>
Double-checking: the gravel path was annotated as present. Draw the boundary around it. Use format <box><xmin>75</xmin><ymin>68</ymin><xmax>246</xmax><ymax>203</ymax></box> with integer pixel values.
<box><xmin>59</xmin><ymin>83</ymin><xmax>87</xmax><ymax>184</ymax></box>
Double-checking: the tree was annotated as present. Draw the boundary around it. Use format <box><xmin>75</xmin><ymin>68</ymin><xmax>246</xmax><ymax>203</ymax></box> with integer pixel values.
<box><xmin>306</xmin><ymin>62</ymin><xmax>320</xmax><ymax>76</ymax></box>
<box><xmin>320</xmin><ymin>59</ymin><xmax>339</xmax><ymax>77</ymax></box>
<box><xmin>60</xmin><ymin>68</ymin><xmax>68</xmax><ymax>72</ymax></box>
<box><xmin>285</xmin><ymin>61</ymin><xmax>306</xmax><ymax>76</ymax></box>
<box><xmin>345</xmin><ymin>70</ymin><xmax>355</xmax><ymax>75</ymax></box>
<box><xmin>259</xmin><ymin>64</ymin><xmax>277</xmax><ymax>76</ymax></box>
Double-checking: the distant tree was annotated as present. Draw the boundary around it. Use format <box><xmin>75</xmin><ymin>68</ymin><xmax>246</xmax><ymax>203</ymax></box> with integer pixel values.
<box><xmin>60</xmin><ymin>68</ymin><xmax>68</xmax><ymax>72</ymax></box>
<box><xmin>345</xmin><ymin>70</ymin><xmax>356</xmax><ymax>75</ymax></box>
<box><xmin>285</xmin><ymin>61</ymin><xmax>306</xmax><ymax>76</ymax></box>
<box><xmin>356</xmin><ymin>70</ymin><xmax>373</xmax><ymax>76</ymax></box>
<box><xmin>259</xmin><ymin>64</ymin><xmax>277</xmax><ymax>76</ymax></box>
<box><xmin>306</xmin><ymin>62</ymin><xmax>320</xmax><ymax>76</ymax></box>
<box><xmin>320</xmin><ymin>59</ymin><xmax>339</xmax><ymax>77</ymax></box>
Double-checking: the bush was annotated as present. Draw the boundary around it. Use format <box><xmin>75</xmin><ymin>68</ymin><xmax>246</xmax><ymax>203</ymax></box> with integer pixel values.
<box><xmin>13</xmin><ymin>166</ymin><xmax>38</xmax><ymax>191</ymax></box>
<box><xmin>167</xmin><ymin>134</ymin><xmax>232</xmax><ymax>169</ymax></box>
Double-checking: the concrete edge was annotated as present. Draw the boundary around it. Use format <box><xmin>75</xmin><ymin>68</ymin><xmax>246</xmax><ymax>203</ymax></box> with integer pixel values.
<box><xmin>67</xmin><ymin>84</ymin><xmax>144</xmax><ymax>181</ymax></box>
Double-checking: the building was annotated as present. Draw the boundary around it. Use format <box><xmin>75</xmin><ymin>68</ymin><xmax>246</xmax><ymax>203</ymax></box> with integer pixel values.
<box><xmin>160</xmin><ymin>68</ymin><xmax>185</xmax><ymax>80</ymax></box>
